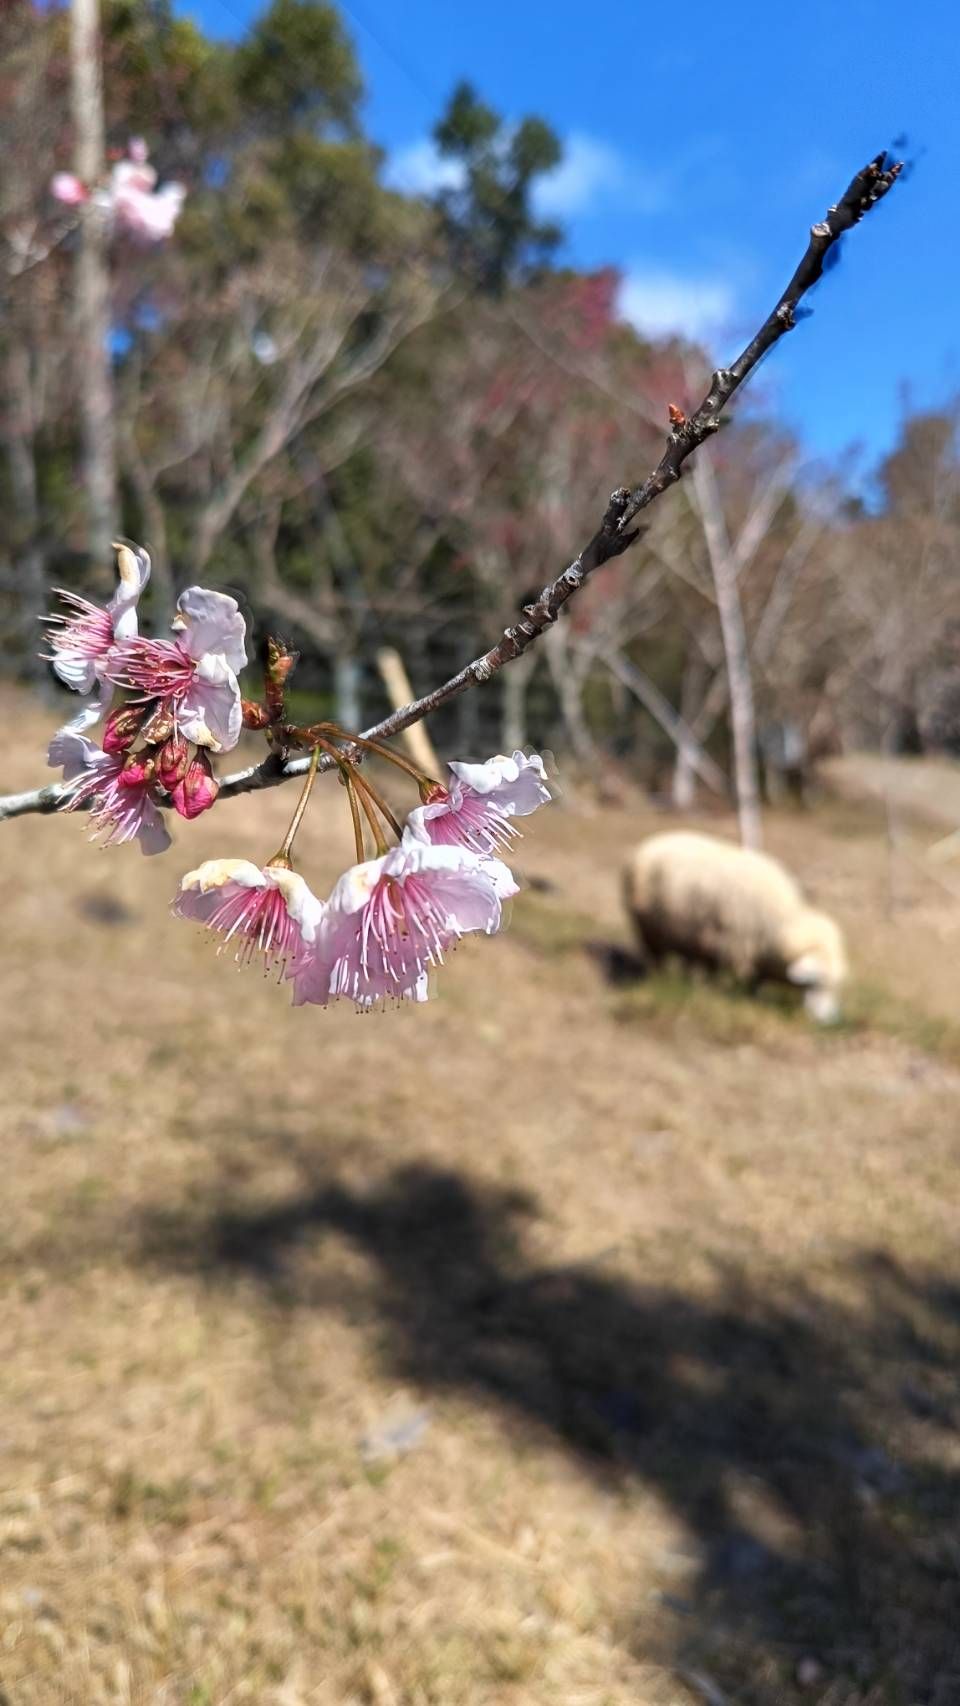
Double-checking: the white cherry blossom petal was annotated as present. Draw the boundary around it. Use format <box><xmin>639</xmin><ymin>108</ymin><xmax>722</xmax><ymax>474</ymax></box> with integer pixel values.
<box><xmin>171</xmin><ymin>586</ymin><xmax>248</xmax><ymax>676</ymax></box>
<box><xmin>406</xmin><ymin>751</ymin><xmax>551</xmax><ymax>856</ymax></box>
<box><xmin>448</xmin><ymin>751</ymin><xmax>550</xmax><ymax>813</ymax></box>
<box><xmin>177</xmin><ymin>655</ymin><xmax>242</xmax><ymax>752</ymax></box>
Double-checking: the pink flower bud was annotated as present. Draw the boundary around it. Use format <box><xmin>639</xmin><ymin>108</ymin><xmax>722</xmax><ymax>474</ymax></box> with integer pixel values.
<box><xmin>170</xmin><ymin>750</ymin><xmax>219</xmax><ymax>819</ymax></box>
<box><xmin>102</xmin><ymin>702</ymin><xmax>145</xmax><ymax>754</ymax></box>
<box><xmin>118</xmin><ymin>752</ymin><xmax>153</xmax><ymax>788</ymax></box>
<box><xmin>51</xmin><ymin>733</ymin><xmax>169</xmax><ymax>856</ymax></box>
<box><xmin>241</xmin><ymin>698</ymin><xmax>271</xmax><ymax>730</ymax></box>
<box><xmin>157</xmin><ymin>734</ymin><xmax>190</xmax><ymax>791</ymax></box>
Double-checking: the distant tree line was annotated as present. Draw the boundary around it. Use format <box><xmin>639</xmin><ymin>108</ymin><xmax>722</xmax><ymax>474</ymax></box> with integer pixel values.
<box><xmin>1</xmin><ymin>0</ymin><xmax>957</xmax><ymax>811</ymax></box>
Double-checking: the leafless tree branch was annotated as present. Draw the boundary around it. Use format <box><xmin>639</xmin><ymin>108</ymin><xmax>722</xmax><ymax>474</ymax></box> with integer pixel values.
<box><xmin>616</xmin><ymin>153</ymin><xmax>902</xmax><ymax>532</ymax></box>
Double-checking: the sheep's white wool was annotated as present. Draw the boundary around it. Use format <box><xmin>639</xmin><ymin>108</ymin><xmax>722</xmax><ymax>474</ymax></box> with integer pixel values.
<box><xmin>623</xmin><ymin>831</ymin><xmax>848</xmax><ymax>1022</ymax></box>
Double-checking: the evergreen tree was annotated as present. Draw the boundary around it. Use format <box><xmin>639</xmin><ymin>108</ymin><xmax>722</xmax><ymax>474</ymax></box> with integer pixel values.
<box><xmin>432</xmin><ymin>81</ymin><xmax>562</xmax><ymax>291</ymax></box>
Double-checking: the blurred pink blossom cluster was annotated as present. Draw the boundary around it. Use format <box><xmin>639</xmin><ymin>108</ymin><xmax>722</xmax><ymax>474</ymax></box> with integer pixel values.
<box><xmin>175</xmin><ymin>750</ymin><xmax>551</xmax><ymax>1012</ymax></box>
<box><xmin>51</xmin><ymin>138</ymin><xmax>186</xmax><ymax>244</ymax></box>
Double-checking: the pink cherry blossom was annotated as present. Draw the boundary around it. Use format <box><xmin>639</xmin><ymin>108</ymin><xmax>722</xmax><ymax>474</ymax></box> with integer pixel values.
<box><xmin>50</xmin><ymin>172</ymin><xmax>89</xmax><ymax>206</ymax></box>
<box><xmin>173</xmin><ymin>859</ymin><xmax>324</xmax><ymax>974</ymax></box>
<box><xmin>49</xmin><ymin>721</ymin><xmax>170</xmax><ymax>857</ymax></box>
<box><xmin>406</xmin><ymin>750</ymin><xmax>551</xmax><ymax>856</ymax></box>
<box><xmin>44</xmin><ymin>543</ymin><xmax>151</xmax><ymax>697</ymax></box>
<box><xmin>112</xmin><ymin>155</ymin><xmax>157</xmax><ymax>199</ymax></box>
<box><xmin>51</xmin><ymin>143</ymin><xmax>186</xmax><ymax>245</ymax></box>
<box><xmin>114</xmin><ymin>176</ymin><xmax>186</xmax><ymax>243</ymax></box>
<box><xmin>291</xmin><ymin>835</ymin><xmax>518</xmax><ymax>1010</ymax></box>
<box><xmin>109</xmin><ymin>144</ymin><xmax>186</xmax><ymax>244</ymax></box>
<box><xmin>104</xmin><ymin>585</ymin><xmax>248</xmax><ymax>753</ymax></box>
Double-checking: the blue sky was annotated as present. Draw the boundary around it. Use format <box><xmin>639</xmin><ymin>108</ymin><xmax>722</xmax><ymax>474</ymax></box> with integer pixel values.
<box><xmin>181</xmin><ymin>0</ymin><xmax>954</xmax><ymax>478</ymax></box>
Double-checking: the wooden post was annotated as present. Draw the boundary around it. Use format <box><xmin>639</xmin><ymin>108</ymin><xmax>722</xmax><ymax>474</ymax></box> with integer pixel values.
<box><xmin>375</xmin><ymin>648</ymin><xmax>441</xmax><ymax>776</ymax></box>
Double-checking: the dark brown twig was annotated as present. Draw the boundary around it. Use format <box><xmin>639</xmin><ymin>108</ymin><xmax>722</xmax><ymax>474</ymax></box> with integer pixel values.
<box><xmin>616</xmin><ymin>152</ymin><xmax>902</xmax><ymax>532</ymax></box>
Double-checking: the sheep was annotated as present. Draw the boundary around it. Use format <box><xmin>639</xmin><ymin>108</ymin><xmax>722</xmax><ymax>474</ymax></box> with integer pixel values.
<box><xmin>623</xmin><ymin>830</ymin><xmax>848</xmax><ymax>1023</ymax></box>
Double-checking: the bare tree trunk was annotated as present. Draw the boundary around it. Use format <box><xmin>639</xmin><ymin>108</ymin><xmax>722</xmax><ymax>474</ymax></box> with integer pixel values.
<box><xmin>664</xmin><ymin>519</ymin><xmax>822</xmax><ymax>786</ymax></box>
<box><xmin>125</xmin><ymin>447</ymin><xmax>175</xmax><ymax>624</ymax></box>
<box><xmin>3</xmin><ymin>341</ymin><xmax>47</xmax><ymax>682</ymax></box>
<box><xmin>712</xmin><ymin>555</ymin><xmax>762</xmax><ymax>847</ymax></box>
<box><xmin>601</xmin><ymin>650</ymin><xmax>728</xmax><ymax>797</ymax></box>
<box><xmin>334</xmin><ymin>651</ymin><xmax>362</xmax><ymax>731</ymax></box>
<box><xmin>70</xmin><ymin>0</ymin><xmax>116</xmax><ymax>569</ymax></box>
<box><xmin>671</xmin><ymin>746</ymin><xmax>696</xmax><ymax>810</ymax></box>
<box><xmin>690</xmin><ymin>454</ymin><xmax>763</xmax><ymax>849</ymax></box>
<box><xmin>500</xmin><ymin>649</ymin><xmax>537</xmax><ymax>751</ymax></box>
<box><xmin>545</xmin><ymin>624</ymin><xmax>597</xmax><ymax>764</ymax></box>
<box><xmin>672</xmin><ymin>648</ymin><xmax>709</xmax><ymax>809</ymax></box>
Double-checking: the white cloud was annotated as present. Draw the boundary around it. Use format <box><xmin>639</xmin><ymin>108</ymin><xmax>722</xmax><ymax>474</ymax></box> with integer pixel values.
<box><xmin>616</xmin><ymin>268</ymin><xmax>736</xmax><ymax>343</ymax></box>
<box><xmin>532</xmin><ymin>133</ymin><xmax>625</xmax><ymax>218</ymax></box>
<box><xmin>384</xmin><ymin>139</ymin><xmax>465</xmax><ymax>197</ymax></box>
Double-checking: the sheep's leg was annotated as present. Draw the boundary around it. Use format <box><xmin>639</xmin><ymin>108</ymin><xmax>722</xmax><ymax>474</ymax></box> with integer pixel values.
<box><xmin>629</xmin><ymin>916</ymin><xmax>666</xmax><ymax>973</ymax></box>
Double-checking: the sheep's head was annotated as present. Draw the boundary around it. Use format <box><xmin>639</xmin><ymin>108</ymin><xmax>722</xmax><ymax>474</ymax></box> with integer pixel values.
<box><xmin>783</xmin><ymin>908</ymin><xmax>848</xmax><ymax>1024</ymax></box>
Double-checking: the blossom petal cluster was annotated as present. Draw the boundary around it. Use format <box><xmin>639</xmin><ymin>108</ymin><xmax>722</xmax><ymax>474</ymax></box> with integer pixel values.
<box><xmin>51</xmin><ymin>138</ymin><xmax>186</xmax><ymax>245</ymax></box>
<box><xmin>103</xmin><ymin>584</ymin><xmax>248</xmax><ymax>754</ymax></box>
<box><xmin>172</xmin><ymin>752</ymin><xmax>551</xmax><ymax>1012</ymax></box>
<box><xmin>50</xmin><ymin>716</ymin><xmax>171</xmax><ymax>857</ymax></box>
<box><xmin>46</xmin><ymin>551</ymin><xmax>247</xmax><ymax>854</ymax></box>
<box><xmin>292</xmin><ymin>836</ymin><xmax>518</xmax><ymax>1009</ymax></box>
<box><xmin>174</xmin><ymin>859</ymin><xmax>324</xmax><ymax>970</ymax></box>
<box><xmin>45</xmin><ymin>539</ymin><xmax>150</xmax><ymax>700</ymax></box>
<box><xmin>407</xmin><ymin>750</ymin><xmax>551</xmax><ymax>855</ymax></box>
<box><xmin>42</xmin><ymin>543</ymin><xmax>552</xmax><ymax>1011</ymax></box>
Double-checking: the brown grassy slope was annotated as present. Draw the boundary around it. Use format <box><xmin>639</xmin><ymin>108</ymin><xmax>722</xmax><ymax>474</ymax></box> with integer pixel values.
<box><xmin>1</xmin><ymin>693</ymin><xmax>959</xmax><ymax>1706</ymax></box>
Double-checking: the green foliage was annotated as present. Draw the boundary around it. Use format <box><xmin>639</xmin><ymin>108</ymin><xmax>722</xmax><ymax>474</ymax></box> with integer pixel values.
<box><xmin>263</xmin><ymin>134</ymin><xmax>389</xmax><ymax>248</ymax></box>
<box><xmin>234</xmin><ymin>0</ymin><xmax>362</xmax><ymax>136</ymax></box>
<box><xmin>433</xmin><ymin>83</ymin><xmax>500</xmax><ymax>156</ymax></box>
<box><xmin>432</xmin><ymin>80</ymin><xmax>563</xmax><ymax>291</ymax></box>
<box><xmin>102</xmin><ymin>0</ymin><xmax>233</xmax><ymax>146</ymax></box>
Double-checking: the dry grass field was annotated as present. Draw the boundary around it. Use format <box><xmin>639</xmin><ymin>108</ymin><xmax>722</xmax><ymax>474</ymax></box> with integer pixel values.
<box><xmin>2</xmin><ymin>690</ymin><xmax>960</xmax><ymax>1706</ymax></box>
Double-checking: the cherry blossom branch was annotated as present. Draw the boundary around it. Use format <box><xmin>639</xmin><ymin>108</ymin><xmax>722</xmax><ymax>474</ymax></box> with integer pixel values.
<box><xmin>617</xmin><ymin>151</ymin><xmax>902</xmax><ymax>530</ymax></box>
<box><xmin>0</xmin><ymin>150</ymin><xmax>902</xmax><ymax>825</ymax></box>
<box><xmin>0</xmin><ymin>780</ymin><xmax>67</xmax><ymax>822</ymax></box>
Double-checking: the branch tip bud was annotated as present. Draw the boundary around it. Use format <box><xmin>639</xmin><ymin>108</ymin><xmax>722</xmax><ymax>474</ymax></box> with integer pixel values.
<box><xmin>264</xmin><ymin>636</ymin><xmax>299</xmax><ymax>723</ymax></box>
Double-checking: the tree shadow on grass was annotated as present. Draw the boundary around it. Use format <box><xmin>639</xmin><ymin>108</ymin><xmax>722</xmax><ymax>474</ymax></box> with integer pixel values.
<box><xmin>140</xmin><ymin>1164</ymin><xmax>960</xmax><ymax>1705</ymax></box>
